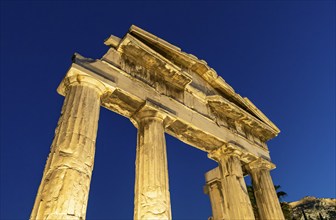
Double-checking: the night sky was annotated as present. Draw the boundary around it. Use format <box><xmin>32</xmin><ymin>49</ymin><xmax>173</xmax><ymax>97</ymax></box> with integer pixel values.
<box><xmin>1</xmin><ymin>1</ymin><xmax>335</xmax><ymax>219</ymax></box>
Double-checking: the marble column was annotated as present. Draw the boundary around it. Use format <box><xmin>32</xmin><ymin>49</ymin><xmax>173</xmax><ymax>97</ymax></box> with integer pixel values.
<box><xmin>204</xmin><ymin>167</ymin><xmax>226</xmax><ymax>220</ymax></box>
<box><xmin>30</xmin><ymin>75</ymin><xmax>106</xmax><ymax>220</ymax></box>
<box><xmin>246</xmin><ymin>159</ymin><xmax>285</xmax><ymax>220</ymax></box>
<box><xmin>209</xmin><ymin>146</ymin><xmax>255</xmax><ymax>220</ymax></box>
<box><xmin>132</xmin><ymin>107</ymin><xmax>171</xmax><ymax>220</ymax></box>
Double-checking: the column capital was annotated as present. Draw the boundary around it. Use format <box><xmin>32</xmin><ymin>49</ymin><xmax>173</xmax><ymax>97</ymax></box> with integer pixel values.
<box><xmin>208</xmin><ymin>143</ymin><xmax>242</xmax><ymax>161</ymax></box>
<box><xmin>131</xmin><ymin>101</ymin><xmax>172</xmax><ymax>127</ymax></box>
<box><xmin>205</xmin><ymin>167</ymin><xmax>221</xmax><ymax>184</ymax></box>
<box><xmin>247</xmin><ymin>158</ymin><xmax>284</xmax><ymax>219</ymax></box>
<box><xmin>246</xmin><ymin>158</ymin><xmax>276</xmax><ymax>172</ymax></box>
<box><xmin>57</xmin><ymin>70</ymin><xmax>113</xmax><ymax>97</ymax></box>
<box><xmin>66</xmin><ymin>75</ymin><xmax>109</xmax><ymax>94</ymax></box>
<box><xmin>210</xmin><ymin>144</ymin><xmax>256</xmax><ymax>219</ymax></box>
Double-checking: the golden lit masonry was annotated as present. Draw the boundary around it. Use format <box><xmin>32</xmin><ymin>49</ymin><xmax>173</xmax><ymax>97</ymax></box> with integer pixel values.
<box><xmin>31</xmin><ymin>25</ymin><xmax>284</xmax><ymax>220</ymax></box>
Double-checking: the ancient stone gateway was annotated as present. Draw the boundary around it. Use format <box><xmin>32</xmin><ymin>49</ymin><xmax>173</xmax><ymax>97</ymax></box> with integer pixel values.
<box><xmin>31</xmin><ymin>25</ymin><xmax>285</xmax><ymax>220</ymax></box>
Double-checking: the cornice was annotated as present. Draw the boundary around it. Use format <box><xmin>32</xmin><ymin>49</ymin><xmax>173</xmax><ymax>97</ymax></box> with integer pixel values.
<box><xmin>207</xmin><ymin>95</ymin><xmax>278</xmax><ymax>141</ymax></box>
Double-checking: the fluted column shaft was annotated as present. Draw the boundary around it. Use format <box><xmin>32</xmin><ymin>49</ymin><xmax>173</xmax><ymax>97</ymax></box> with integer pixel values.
<box><xmin>204</xmin><ymin>167</ymin><xmax>226</xmax><ymax>220</ymax></box>
<box><xmin>31</xmin><ymin>76</ymin><xmax>105</xmax><ymax>220</ymax></box>
<box><xmin>210</xmin><ymin>147</ymin><xmax>255</xmax><ymax>220</ymax></box>
<box><xmin>205</xmin><ymin>181</ymin><xmax>226</xmax><ymax>220</ymax></box>
<box><xmin>247</xmin><ymin>160</ymin><xmax>285</xmax><ymax>220</ymax></box>
<box><xmin>220</xmin><ymin>155</ymin><xmax>255</xmax><ymax>220</ymax></box>
<box><xmin>133</xmin><ymin>110</ymin><xmax>171</xmax><ymax>220</ymax></box>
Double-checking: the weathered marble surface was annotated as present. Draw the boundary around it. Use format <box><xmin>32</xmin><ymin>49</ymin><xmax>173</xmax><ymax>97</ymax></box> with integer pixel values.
<box><xmin>132</xmin><ymin>105</ymin><xmax>172</xmax><ymax>220</ymax></box>
<box><xmin>204</xmin><ymin>167</ymin><xmax>226</xmax><ymax>220</ymax></box>
<box><xmin>209</xmin><ymin>146</ymin><xmax>255</xmax><ymax>220</ymax></box>
<box><xmin>31</xmin><ymin>25</ymin><xmax>283</xmax><ymax>220</ymax></box>
<box><xmin>246</xmin><ymin>159</ymin><xmax>285</xmax><ymax>220</ymax></box>
<box><xmin>31</xmin><ymin>76</ymin><xmax>106</xmax><ymax>219</ymax></box>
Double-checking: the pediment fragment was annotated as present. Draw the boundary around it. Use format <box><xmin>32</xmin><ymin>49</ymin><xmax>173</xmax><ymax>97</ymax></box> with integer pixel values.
<box><xmin>117</xmin><ymin>25</ymin><xmax>280</xmax><ymax>135</ymax></box>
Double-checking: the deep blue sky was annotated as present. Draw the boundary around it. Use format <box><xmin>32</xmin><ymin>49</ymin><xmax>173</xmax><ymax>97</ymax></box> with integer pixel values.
<box><xmin>1</xmin><ymin>1</ymin><xmax>335</xmax><ymax>219</ymax></box>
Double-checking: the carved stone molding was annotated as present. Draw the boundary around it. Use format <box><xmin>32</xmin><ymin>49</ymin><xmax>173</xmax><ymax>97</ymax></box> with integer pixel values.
<box><xmin>57</xmin><ymin>65</ymin><xmax>114</xmax><ymax>98</ymax></box>
<box><xmin>207</xmin><ymin>95</ymin><xmax>277</xmax><ymax>142</ymax></box>
<box><xmin>132</xmin><ymin>104</ymin><xmax>164</xmax><ymax>122</ymax></box>
<box><xmin>208</xmin><ymin>143</ymin><xmax>244</xmax><ymax>162</ymax></box>
<box><xmin>130</xmin><ymin>101</ymin><xmax>176</xmax><ymax>130</ymax></box>
<box><xmin>246</xmin><ymin>158</ymin><xmax>276</xmax><ymax>172</ymax></box>
<box><xmin>65</xmin><ymin>75</ymin><xmax>107</xmax><ymax>94</ymax></box>
<box><xmin>119</xmin><ymin>34</ymin><xmax>192</xmax><ymax>90</ymax></box>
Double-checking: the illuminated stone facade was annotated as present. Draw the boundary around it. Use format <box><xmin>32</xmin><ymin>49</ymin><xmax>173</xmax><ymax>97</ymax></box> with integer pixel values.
<box><xmin>31</xmin><ymin>25</ymin><xmax>284</xmax><ymax>220</ymax></box>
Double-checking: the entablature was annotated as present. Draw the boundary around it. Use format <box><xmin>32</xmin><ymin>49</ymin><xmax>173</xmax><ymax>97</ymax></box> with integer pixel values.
<box><xmin>101</xmin><ymin>45</ymin><xmax>277</xmax><ymax>143</ymax></box>
<box><xmin>58</xmin><ymin>54</ymin><xmax>272</xmax><ymax>161</ymax></box>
